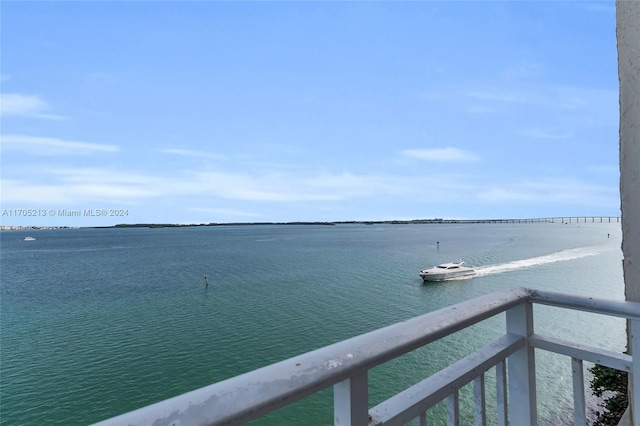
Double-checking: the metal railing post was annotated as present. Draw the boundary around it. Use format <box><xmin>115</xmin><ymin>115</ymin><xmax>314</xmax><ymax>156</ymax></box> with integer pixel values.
<box><xmin>496</xmin><ymin>360</ymin><xmax>508</xmax><ymax>426</ymax></box>
<box><xmin>447</xmin><ymin>391</ymin><xmax>459</xmax><ymax>426</ymax></box>
<box><xmin>506</xmin><ymin>301</ymin><xmax>537</xmax><ymax>425</ymax></box>
<box><xmin>571</xmin><ymin>358</ymin><xmax>586</xmax><ymax>426</ymax></box>
<box><xmin>334</xmin><ymin>371</ymin><xmax>368</xmax><ymax>426</ymax></box>
<box><xmin>410</xmin><ymin>412</ymin><xmax>427</xmax><ymax>426</ymax></box>
<box><xmin>474</xmin><ymin>374</ymin><xmax>486</xmax><ymax>426</ymax></box>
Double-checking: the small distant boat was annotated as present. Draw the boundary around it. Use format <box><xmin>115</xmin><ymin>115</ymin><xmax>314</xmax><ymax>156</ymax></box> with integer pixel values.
<box><xmin>419</xmin><ymin>259</ymin><xmax>475</xmax><ymax>281</ymax></box>
<box><xmin>23</xmin><ymin>236</ymin><xmax>36</xmax><ymax>241</ymax></box>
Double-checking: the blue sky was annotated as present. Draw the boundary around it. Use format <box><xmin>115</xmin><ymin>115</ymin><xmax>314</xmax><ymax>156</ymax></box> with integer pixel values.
<box><xmin>0</xmin><ymin>1</ymin><xmax>620</xmax><ymax>226</ymax></box>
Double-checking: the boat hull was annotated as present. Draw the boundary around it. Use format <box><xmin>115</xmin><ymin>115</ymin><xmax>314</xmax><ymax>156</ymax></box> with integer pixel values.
<box><xmin>419</xmin><ymin>259</ymin><xmax>476</xmax><ymax>281</ymax></box>
<box><xmin>419</xmin><ymin>269</ymin><xmax>476</xmax><ymax>281</ymax></box>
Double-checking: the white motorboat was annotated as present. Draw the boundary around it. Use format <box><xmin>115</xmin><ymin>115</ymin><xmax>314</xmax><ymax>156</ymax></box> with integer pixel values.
<box><xmin>23</xmin><ymin>236</ymin><xmax>36</xmax><ymax>241</ymax></box>
<box><xmin>419</xmin><ymin>259</ymin><xmax>475</xmax><ymax>281</ymax></box>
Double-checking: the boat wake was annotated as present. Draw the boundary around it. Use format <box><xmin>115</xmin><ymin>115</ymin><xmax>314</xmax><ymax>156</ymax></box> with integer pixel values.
<box><xmin>474</xmin><ymin>246</ymin><xmax>601</xmax><ymax>277</ymax></box>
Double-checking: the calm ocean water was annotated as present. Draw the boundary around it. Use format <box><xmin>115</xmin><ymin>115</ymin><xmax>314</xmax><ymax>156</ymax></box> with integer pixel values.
<box><xmin>0</xmin><ymin>222</ymin><xmax>627</xmax><ymax>425</ymax></box>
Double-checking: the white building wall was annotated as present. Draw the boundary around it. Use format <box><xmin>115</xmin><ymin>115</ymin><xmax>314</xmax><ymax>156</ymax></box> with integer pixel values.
<box><xmin>617</xmin><ymin>0</ymin><xmax>640</xmax><ymax>423</ymax></box>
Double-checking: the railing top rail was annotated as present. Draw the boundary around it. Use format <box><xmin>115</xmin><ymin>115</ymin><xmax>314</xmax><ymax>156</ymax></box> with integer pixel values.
<box><xmin>93</xmin><ymin>287</ymin><xmax>638</xmax><ymax>425</ymax></box>
<box><xmin>93</xmin><ymin>287</ymin><xmax>531</xmax><ymax>426</ymax></box>
<box><xmin>528</xmin><ymin>288</ymin><xmax>640</xmax><ymax>320</ymax></box>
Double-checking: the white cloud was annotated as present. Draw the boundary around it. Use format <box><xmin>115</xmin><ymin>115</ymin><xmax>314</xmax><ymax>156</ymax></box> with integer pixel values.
<box><xmin>579</xmin><ymin>2</ymin><xmax>615</xmax><ymax>13</ymax></box>
<box><xmin>160</xmin><ymin>148</ymin><xmax>227</xmax><ymax>161</ymax></box>
<box><xmin>465</xmin><ymin>85</ymin><xmax>617</xmax><ymax>116</ymax></box>
<box><xmin>461</xmin><ymin>84</ymin><xmax>618</xmax><ymax>133</ymax></box>
<box><xmin>402</xmin><ymin>147</ymin><xmax>480</xmax><ymax>162</ymax></box>
<box><xmin>22</xmin><ymin>169</ymin><xmax>164</xmax><ymax>203</ymax></box>
<box><xmin>587</xmin><ymin>164</ymin><xmax>619</xmax><ymax>175</ymax></box>
<box><xmin>465</xmin><ymin>105</ymin><xmax>496</xmax><ymax>114</ymax></box>
<box><xmin>189</xmin><ymin>207</ymin><xmax>261</xmax><ymax>218</ymax></box>
<box><xmin>1</xmin><ymin>158</ymin><xmax>617</xmax><ymax>217</ymax></box>
<box><xmin>1</xmin><ymin>168</ymin><xmax>172</xmax><ymax>205</ymax></box>
<box><xmin>1</xmin><ymin>160</ymin><xmax>472</xmax><ymax>208</ymax></box>
<box><xmin>0</xmin><ymin>93</ymin><xmax>65</xmax><ymax>119</ymax></box>
<box><xmin>54</xmin><ymin>168</ymin><xmax>172</xmax><ymax>200</ymax></box>
<box><xmin>1</xmin><ymin>93</ymin><xmax>46</xmax><ymax>115</ymax></box>
<box><xmin>477</xmin><ymin>179</ymin><xmax>619</xmax><ymax>208</ymax></box>
<box><xmin>186</xmin><ymin>171</ymin><xmax>340</xmax><ymax>201</ymax></box>
<box><xmin>0</xmin><ymin>179</ymin><xmax>70</xmax><ymax>204</ymax></box>
<box><xmin>503</xmin><ymin>63</ymin><xmax>544</xmax><ymax>80</ymax></box>
<box><xmin>515</xmin><ymin>128</ymin><xmax>574</xmax><ymax>140</ymax></box>
<box><xmin>466</xmin><ymin>89</ymin><xmax>534</xmax><ymax>104</ymax></box>
<box><xmin>0</xmin><ymin>135</ymin><xmax>119</xmax><ymax>155</ymax></box>
<box><xmin>476</xmin><ymin>188</ymin><xmax>537</xmax><ymax>202</ymax></box>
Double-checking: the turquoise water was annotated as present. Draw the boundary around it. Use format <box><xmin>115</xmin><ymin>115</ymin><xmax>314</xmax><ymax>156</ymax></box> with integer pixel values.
<box><xmin>0</xmin><ymin>223</ymin><xmax>626</xmax><ymax>425</ymax></box>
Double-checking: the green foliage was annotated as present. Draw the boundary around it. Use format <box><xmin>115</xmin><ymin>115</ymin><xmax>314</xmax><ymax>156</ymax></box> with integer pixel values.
<box><xmin>589</xmin><ymin>363</ymin><xmax>628</xmax><ymax>426</ymax></box>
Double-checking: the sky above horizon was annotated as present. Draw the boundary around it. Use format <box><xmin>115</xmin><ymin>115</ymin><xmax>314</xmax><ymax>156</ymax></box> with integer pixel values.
<box><xmin>0</xmin><ymin>1</ymin><xmax>621</xmax><ymax>226</ymax></box>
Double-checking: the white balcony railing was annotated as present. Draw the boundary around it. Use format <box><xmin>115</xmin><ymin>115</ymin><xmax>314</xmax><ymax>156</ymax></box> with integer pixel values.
<box><xmin>93</xmin><ymin>287</ymin><xmax>640</xmax><ymax>426</ymax></box>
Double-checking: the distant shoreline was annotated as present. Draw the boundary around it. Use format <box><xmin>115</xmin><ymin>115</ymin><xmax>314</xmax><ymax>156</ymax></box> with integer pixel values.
<box><xmin>95</xmin><ymin>216</ymin><xmax>621</xmax><ymax>228</ymax></box>
<box><xmin>0</xmin><ymin>216</ymin><xmax>622</xmax><ymax>231</ymax></box>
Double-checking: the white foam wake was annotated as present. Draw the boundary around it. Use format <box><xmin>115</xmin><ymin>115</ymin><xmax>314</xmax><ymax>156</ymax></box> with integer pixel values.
<box><xmin>474</xmin><ymin>247</ymin><xmax>600</xmax><ymax>277</ymax></box>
